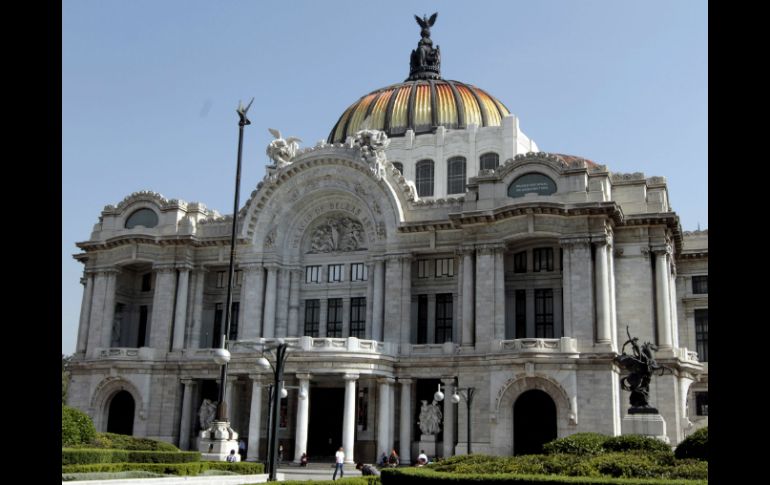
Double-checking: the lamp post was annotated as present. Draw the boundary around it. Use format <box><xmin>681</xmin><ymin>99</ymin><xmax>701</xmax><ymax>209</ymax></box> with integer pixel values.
<box><xmin>214</xmin><ymin>98</ymin><xmax>254</xmax><ymax>423</ymax></box>
<box><xmin>451</xmin><ymin>383</ymin><xmax>476</xmax><ymax>454</ymax></box>
<box><xmin>255</xmin><ymin>340</ymin><xmax>294</xmax><ymax>481</ymax></box>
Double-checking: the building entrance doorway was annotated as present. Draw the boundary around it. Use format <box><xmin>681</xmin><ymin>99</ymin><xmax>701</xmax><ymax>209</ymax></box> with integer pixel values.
<box><xmin>307</xmin><ymin>387</ymin><xmax>344</xmax><ymax>461</ymax></box>
<box><xmin>107</xmin><ymin>390</ymin><xmax>135</xmax><ymax>435</ymax></box>
<box><xmin>513</xmin><ymin>389</ymin><xmax>556</xmax><ymax>455</ymax></box>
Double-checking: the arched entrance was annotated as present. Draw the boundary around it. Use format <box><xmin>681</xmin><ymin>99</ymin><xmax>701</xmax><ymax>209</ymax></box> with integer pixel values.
<box><xmin>513</xmin><ymin>389</ymin><xmax>556</xmax><ymax>455</ymax></box>
<box><xmin>107</xmin><ymin>390</ymin><xmax>135</xmax><ymax>435</ymax></box>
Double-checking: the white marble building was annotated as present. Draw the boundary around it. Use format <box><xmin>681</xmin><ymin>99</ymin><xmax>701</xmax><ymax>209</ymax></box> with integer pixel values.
<box><xmin>67</xmin><ymin>19</ymin><xmax>707</xmax><ymax>463</ymax></box>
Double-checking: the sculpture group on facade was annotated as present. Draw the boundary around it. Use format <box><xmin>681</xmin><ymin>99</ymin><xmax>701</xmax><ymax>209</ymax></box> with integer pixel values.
<box><xmin>309</xmin><ymin>216</ymin><xmax>366</xmax><ymax>253</ymax></box>
<box><xmin>418</xmin><ymin>399</ymin><xmax>443</xmax><ymax>436</ymax></box>
<box><xmin>615</xmin><ymin>327</ymin><xmax>669</xmax><ymax>414</ymax></box>
<box><xmin>266</xmin><ymin>128</ymin><xmax>302</xmax><ymax>166</ymax></box>
<box><xmin>198</xmin><ymin>398</ymin><xmax>218</xmax><ymax>429</ymax></box>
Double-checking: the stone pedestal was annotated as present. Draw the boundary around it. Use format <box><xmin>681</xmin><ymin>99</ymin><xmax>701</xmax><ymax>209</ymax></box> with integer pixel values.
<box><xmin>198</xmin><ymin>421</ymin><xmax>241</xmax><ymax>461</ymax></box>
<box><xmin>621</xmin><ymin>414</ymin><xmax>670</xmax><ymax>444</ymax></box>
<box><xmin>418</xmin><ymin>434</ymin><xmax>438</xmax><ymax>458</ymax></box>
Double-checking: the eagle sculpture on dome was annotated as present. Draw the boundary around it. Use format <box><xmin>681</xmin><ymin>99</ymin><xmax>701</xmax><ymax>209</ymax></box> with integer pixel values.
<box><xmin>415</xmin><ymin>13</ymin><xmax>438</xmax><ymax>40</ymax></box>
<box><xmin>409</xmin><ymin>12</ymin><xmax>441</xmax><ymax>80</ymax></box>
<box><xmin>266</xmin><ymin>128</ymin><xmax>302</xmax><ymax>167</ymax></box>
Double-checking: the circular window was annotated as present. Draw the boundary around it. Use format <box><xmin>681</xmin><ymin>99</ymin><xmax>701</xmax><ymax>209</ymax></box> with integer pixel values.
<box><xmin>125</xmin><ymin>208</ymin><xmax>159</xmax><ymax>229</ymax></box>
<box><xmin>507</xmin><ymin>173</ymin><xmax>557</xmax><ymax>198</ymax></box>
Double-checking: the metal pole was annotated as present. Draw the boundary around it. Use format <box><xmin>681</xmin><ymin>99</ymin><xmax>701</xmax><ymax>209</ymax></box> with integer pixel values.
<box><xmin>269</xmin><ymin>344</ymin><xmax>287</xmax><ymax>481</ymax></box>
<box><xmin>466</xmin><ymin>388</ymin><xmax>475</xmax><ymax>454</ymax></box>
<box><xmin>215</xmin><ymin>99</ymin><xmax>253</xmax><ymax>422</ymax></box>
<box><xmin>265</xmin><ymin>384</ymin><xmax>274</xmax><ymax>474</ymax></box>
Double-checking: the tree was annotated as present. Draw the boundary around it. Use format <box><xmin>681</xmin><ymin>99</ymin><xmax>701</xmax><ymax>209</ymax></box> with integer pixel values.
<box><xmin>62</xmin><ymin>354</ymin><xmax>72</xmax><ymax>403</ymax></box>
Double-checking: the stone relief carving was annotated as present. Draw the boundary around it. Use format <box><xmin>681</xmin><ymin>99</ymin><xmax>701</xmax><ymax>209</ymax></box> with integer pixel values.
<box><xmin>309</xmin><ymin>216</ymin><xmax>366</xmax><ymax>253</ymax></box>
<box><xmin>352</xmin><ymin>125</ymin><xmax>390</xmax><ymax>179</ymax></box>
<box><xmin>266</xmin><ymin>128</ymin><xmax>302</xmax><ymax>166</ymax></box>
<box><xmin>418</xmin><ymin>399</ymin><xmax>443</xmax><ymax>436</ymax></box>
<box><xmin>264</xmin><ymin>228</ymin><xmax>276</xmax><ymax>249</ymax></box>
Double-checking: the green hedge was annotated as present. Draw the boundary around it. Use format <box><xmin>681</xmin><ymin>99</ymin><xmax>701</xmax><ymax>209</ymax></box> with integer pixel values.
<box><xmin>602</xmin><ymin>436</ymin><xmax>672</xmax><ymax>455</ymax></box>
<box><xmin>84</xmin><ymin>432</ymin><xmax>180</xmax><ymax>451</ymax></box>
<box><xmin>542</xmin><ymin>434</ymin><xmax>608</xmax><ymax>456</ymax></box>
<box><xmin>62</xmin><ymin>405</ymin><xmax>97</xmax><ymax>447</ymax></box>
<box><xmin>62</xmin><ymin>448</ymin><xmax>201</xmax><ymax>465</ymax></box>
<box><xmin>381</xmin><ymin>468</ymin><xmax>706</xmax><ymax>485</ymax></box>
<box><xmin>675</xmin><ymin>427</ymin><xmax>707</xmax><ymax>461</ymax></box>
<box><xmin>278</xmin><ymin>478</ymin><xmax>376</xmax><ymax>485</ymax></box>
<box><xmin>61</xmin><ymin>461</ymin><xmax>264</xmax><ymax>476</ymax></box>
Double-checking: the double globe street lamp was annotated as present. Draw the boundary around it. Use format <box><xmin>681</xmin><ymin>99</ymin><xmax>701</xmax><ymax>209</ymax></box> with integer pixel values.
<box><xmin>433</xmin><ymin>380</ymin><xmax>477</xmax><ymax>455</ymax></box>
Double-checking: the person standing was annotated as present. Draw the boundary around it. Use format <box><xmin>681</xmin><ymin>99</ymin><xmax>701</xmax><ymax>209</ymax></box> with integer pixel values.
<box><xmin>333</xmin><ymin>446</ymin><xmax>345</xmax><ymax>480</ymax></box>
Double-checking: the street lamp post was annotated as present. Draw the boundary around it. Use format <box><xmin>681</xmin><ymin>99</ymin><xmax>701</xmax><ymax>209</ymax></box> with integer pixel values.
<box><xmin>451</xmin><ymin>383</ymin><xmax>476</xmax><ymax>454</ymax></box>
<box><xmin>255</xmin><ymin>340</ymin><xmax>293</xmax><ymax>481</ymax></box>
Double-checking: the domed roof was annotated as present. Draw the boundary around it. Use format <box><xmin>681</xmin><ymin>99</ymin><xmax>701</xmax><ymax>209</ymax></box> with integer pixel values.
<box><xmin>328</xmin><ymin>80</ymin><xmax>511</xmax><ymax>144</ymax></box>
<box><xmin>328</xmin><ymin>13</ymin><xmax>512</xmax><ymax>144</ymax></box>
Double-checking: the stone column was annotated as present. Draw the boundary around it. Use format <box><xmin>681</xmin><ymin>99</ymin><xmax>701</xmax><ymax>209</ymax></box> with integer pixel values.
<box><xmin>240</xmin><ymin>264</ymin><xmax>265</xmax><ymax>340</ymax></box>
<box><xmin>179</xmin><ymin>379</ymin><xmax>196</xmax><ymax>450</ymax></box>
<box><xmin>654</xmin><ymin>249</ymin><xmax>673</xmax><ymax>349</ymax></box>
<box><xmin>275</xmin><ymin>268</ymin><xmax>290</xmax><ymax>337</ymax></box>
<box><xmin>384</xmin><ymin>256</ymin><xmax>402</xmax><ymax>342</ymax></box>
<box><xmin>475</xmin><ymin>246</ymin><xmax>496</xmax><ymax>343</ymax></box>
<box><xmin>525</xmin><ymin>288</ymin><xmax>535</xmax><ymax>338</ymax></box>
<box><xmin>343</xmin><ymin>373</ymin><xmax>359</xmax><ymax>464</ymax></box>
<box><xmin>388</xmin><ymin>380</ymin><xmax>396</xmax><ymax>449</ymax></box>
<box><xmin>101</xmin><ymin>270</ymin><xmax>119</xmax><ymax>348</ymax></box>
<box><xmin>262</xmin><ymin>266</ymin><xmax>278</xmax><ymax>338</ymax></box>
<box><xmin>494</xmin><ymin>247</ymin><xmax>506</xmax><ymax>340</ymax></box>
<box><xmin>288</xmin><ymin>269</ymin><xmax>301</xmax><ymax>337</ymax></box>
<box><xmin>377</xmin><ymin>378</ymin><xmax>392</xmax><ymax>456</ymax></box>
<box><xmin>172</xmin><ymin>267</ymin><xmax>190</xmax><ymax>350</ymax></box>
<box><xmin>294</xmin><ymin>374</ymin><xmax>311</xmax><ymax>463</ymax></box>
<box><xmin>678</xmin><ymin>373</ymin><xmax>694</xmax><ymax>430</ymax></box>
<box><xmin>226</xmin><ymin>376</ymin><xmax>238</xmax><ymax>426</ymax></box>
<box><xmin>669</xmin><ymin>269</ymin><xmax>680</xmax><ymax>349</ymax></box>
<box><xmin>559</xmin><ymin>238</ymin><xmax>594</xmax><ymax>345</ymax></box>
<box><xmin>149</xmin><ymin>266</ymin><xmax>177</xmax><ymax>350</ymax></box>
<box><xmin>594</xmin><ymin>242</ymin><xmax>611</xmax><ymax>344</ymax></box>
<box><xmin>190</xmin><ymin>268</ymin><xmax>206</xmax><ymax>348</ymax></box>
<box><xmin>76</xmin><ymin>273</ymin><xmax>94</xmax><ymax>353</ymax></box>
<box><xmin>342</xmin><ymin>297</ymin><xmax>351</xmax><ymax>338</ymax></box>
<box><xmin>461</xmin><ymin>249</ymin><xmax>475</xmax><ymax>346</ymax></box>
<box><xmin>399</xmin><ymin>378</ymin><xmax>413</xmax><ymax>464</ymax></box>
<box><xmin>608</xmin><ymin>246</ymin><xmax>619</xmax><ymax>350</ymax></box>
<box><xmin>441</xmin><ymin>378</ymin><xmax>455</xmax><ymax>458</ymax></box>
<box><xmin>372</xmin><ymin>260</ymin><xmax>385</xmax><ymax>341</ymax></box>
<box><xmin>246</xmin><ymin>376</ymin><xmax>263</xmax><ymax>462</ymax></box>
<box><xmin>319</xmin><ymin>299</ymin><xmax>328</xmax><ymax>338</ymax></box>
<box><xmin>560</xmin><ymin>243</ymin><xmax>573</xmax><ymax>336</ymax></box>
<box><xmin>400</xmin><ymin>256</ymin><xmax>413</xmax><ymax>344</ymax></box>
<box><xmin>365</xmin><ymin>263</ymin><xmax>375</xmax><ymax>340</ymax></box>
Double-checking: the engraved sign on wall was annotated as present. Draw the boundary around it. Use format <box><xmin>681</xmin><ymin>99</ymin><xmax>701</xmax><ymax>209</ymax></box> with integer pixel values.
<box><xmin>507</xmin><ymin>173</ymin><xmax>557</xmax><ymax>198</ymax></box>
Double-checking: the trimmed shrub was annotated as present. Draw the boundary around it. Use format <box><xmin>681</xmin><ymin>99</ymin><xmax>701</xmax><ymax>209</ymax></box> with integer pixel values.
<box><xmin>280</xmin><ymin>479</ymin><xmax>373</xmax><ymax>485</ymax></box>
<box><xmin>62</xmin><ymin>405</ymin><xmax>97</xmax><ymax>447</ymax></box>
<box><xmin>87</xmin><ymin>432</ymin><xmax>179</xmax><ymax>451</ymax></box>
<box><xmin>62</xmin><ymin>471</ymin><xmax>165</xmax><ymax>481</ymax></box>
<box><xmin>61</xmin><ymin>461</ymin><xmax>263</xmax><ymax>476</ymax></box>
<box><xmin>206</xmin><ymin>461</ymin><xmax>265</xmax><ymax>474</ymax></box>
<box><xmin>62</xmin><ymin>448</ymin><xmax>200</xmax><ymax>465</ymax></box>
<box><xmin>674</xmin><ymin>427</ymin><xmax>707</xmax><ymax>461</ymax></box>
<box><xmin>543</xmin><ymin>433</ymin><xmax>609</xmax><ymax>456</ymax></box>
<box><xmin>381</xmin><ymin>467</ymin><xmax>706</xmax><ymax>484</ymax></box>
<box><xmin>603</xmin><ymin>436</ymin><xmax>672</xmax><ymax>455</ymax></box>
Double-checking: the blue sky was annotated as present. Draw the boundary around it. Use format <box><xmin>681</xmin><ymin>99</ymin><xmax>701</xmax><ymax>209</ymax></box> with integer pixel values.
<box><xmin>62</xmin><ymin>0</ymin><xmax>707</xmax><ymax>354</ymax></box>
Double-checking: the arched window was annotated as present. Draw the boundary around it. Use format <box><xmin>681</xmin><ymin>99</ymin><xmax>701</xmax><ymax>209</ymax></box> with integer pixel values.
<box><xmin>392</xmin><ymin>162</ymin><xmax>403</xmax><ymax>174</ymax></box>
<box><xmin>447</xmin><ymin>156</ymin><xmax>467</xmax><ymax>194</ymax></box>
<box><xmin>125</xmin><ymin>208</ymin><xmax>159</xmax><ymax>229</ymax></box>
<box><xmin>480</xmin><ymin>152</ymin><xmax>499</xmax><ymax>171</ymax></box>
<box><xmin>416</xmin><ymin>160</ymin><xmax>434</xmax><ymax>197</ymax></box>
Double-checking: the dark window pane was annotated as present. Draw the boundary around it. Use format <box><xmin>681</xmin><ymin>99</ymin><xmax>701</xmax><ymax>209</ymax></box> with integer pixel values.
<box><xmin>695</xmin><ymin>309</ymin><xmax>708</xmax><ymax>362</ymax></box>
<box><xmin>141</xmin><ymin>273</ymin><xmax>152</xmax><ymax>292</ymax></box>
<box><xmin>327</xmin><ymin>298</ymin><xmax>343</xmax><ymax>337</ymax></box>
<box><xmin>416</xmin><ymin>160</ymin><xmax>434</xmax><ymax>197</ymax></box>
<box><xmin>350</xmin><ymin>297</ymin><xmax>366</xmax><ymax>338</ymax></box>
<box><xmin>447</xmin><ymin>157</ymin><xmax>466</xmax><ymax>194</ymax></box>
<box><xmin>417</xmin><ymin>295</ymin><xmax>428</xmax><ymax>344</ymax></box>
<box><xmin>515</xmin><ymin>290</ymin><xmax>526</xmax><ymax>338</ymax></box>
<box><xmin>533</xmin><ymin>248</ymin><xmax>554</xmax><ymax>272</ymax></box>
<box><xmin>692</xmin><ymin>276</ymin><xmax>708</xmax><ymax>294</ymax></box>
<box><xmin>435</xmin><ymin>294</ymin><xmax>453</xmax><ymax>343</ymax></box>
<box><xmin>125</xmin><ymin>208</ymin><xmax>159</xmax><ymax>229</ymax></box>
<box><xmin>535</xmin><ymin>289</ymin><xmax>554</xmax><ymax>338</ymax></box>
<box><xmin>514</xmin><ymin>251</ymin><xmax>527</xmax><ymax>273</ymax></box>
<box><xmin>304</xmin><ymin>299</ymin><xmax>320</xmax><ymax>337</ymax></box>
<box><xmin>480</xmin><ymin>152</ymin><xmax>499</xmax><ymax>171</ymax></box>
<box><xmin>228</xmin><ymin>302</ymin><xmax>239</xmax><ymax>341</ymax></box>
<box><xmin>695</xmin><ymin>392</ymin><xmax>708</xmax><ymax>416</ymax></box>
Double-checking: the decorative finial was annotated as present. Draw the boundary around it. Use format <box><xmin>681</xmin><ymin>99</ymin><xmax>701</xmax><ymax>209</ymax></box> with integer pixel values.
<box><xmin>407</xmin><ymin>12</ymin><xmax>441</xmax><ymax>81</ymax></box>
<box><xmin>237</xmin><ymin>98</ymin><xmax>254</xmax><ymax>126</ymax></box>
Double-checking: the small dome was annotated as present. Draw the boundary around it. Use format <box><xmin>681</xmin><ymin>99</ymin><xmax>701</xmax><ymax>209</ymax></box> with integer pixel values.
<box><xmin>328</xmin><ymin>80</ymin><xmax>511</xmax><ymax>144</ymax></box>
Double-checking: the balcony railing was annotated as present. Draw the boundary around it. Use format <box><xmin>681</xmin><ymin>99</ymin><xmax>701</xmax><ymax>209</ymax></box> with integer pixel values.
<box><xmin>231</xmin><ymin>337</ymin><xmax>398</xmax><ymax>355</ymax></box>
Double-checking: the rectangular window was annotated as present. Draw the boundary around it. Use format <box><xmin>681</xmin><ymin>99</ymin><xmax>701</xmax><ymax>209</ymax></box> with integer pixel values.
<box><xmin>533</xmin><ymin>248</ymin><xmax>554</xmax><ymax>272</ymax></box>
<box><xmin>417</xmin><ymin>259</ymin><xmax>431</xmax><ymax>279</ymax></box>
<box><xmin>229</xmin><ymin>302</ymin><xmax>239</xmax><ymax>341</ymax></box>
<box><xmin>137</xmin><ymin>305</ymin><xmax>148</xmax><ymax>347</ymax></box>
<box><xmin>216</xmin><ymin>271</ymin><xmax>226</xmax><ymax>288</ymax></box>
<box><xmin>141</xmin><ymin>273</ymin><xmax>152</xmax><ymax>292</ymax></box>
<box><xmin>357</xmin><ymin>388</ymin><xmax>369</xmax><ymax>429</ymax></box>
<box><xmin>304</xmin><ymin>299</ymin><xmax>320</xmax><ymax>337</ymax></box>
<box><xmin>515</xmin><ymin>290</ymin><xmax>526</xmax><ymax>338</ymax></box>
<box><xmin>447</xmin><ymin>157</ymin><xmax>466</xmax><ymax>194</ymax></box>
<box><xmin>280</xmin><ymin>397</ymin><xmax>288</xmax><ymax>428</ymax></box>
<box><xmin>692</xmin><ymin>275</ymin><xmax>708</xmax><ymax>294</ymax></box>
<box><xmin>351</xmin><ymin>263</ymin><xmax>368</xmax><ymax>281</ymax></box>
<box><xmin>435</xmin><ymin>258</ymin><xmax>454</xmax><ymax>277</ymax></box>
<box><xmin>213</xmin><ymin>303</ymin><xmax>223</xmax><ymax>348</ymax></box>
<box><xmin>350</xmin><ymin>297</ymin><xmax>366</xmax><ymax>338</ymax></box>
<box><xmin>695</xmin><ymin>309</ymin><xmax>708</xmax><ymax>362</ymax></box>
<box><xmin>514</xmin><ymin>251</ymin><xmax>527</xmax><ymax>273</ymax></box>
<box><xmin>435</xmin><ymin>294</ymin><xmax>453</xmax><ymax>343</ymax></box>
<box><xmin>695</xmin><ymin>392</ymin><xmax>708</xmax><ymax>416</ymax></box>
<box><xmin>305</xmin><ymin>265</ymin><xmax>321</xmax><ymax>283</ymax></box>
<box><xmin>417</xmin><ymin>295</ymin><xmax>428</xmax><ymax>344</ymax></box>
<box><xmin>328</xmin><ymin>264</ymin><xmax>343</xmax><ymax>283</ymax></box>
<box><xmin>535</xmin><ymin>289</ymin><xmax>554</xmax><ymax>338</ymax></box>
<box><xmin>327</xmin><ymin>298</ymin><xmax>343</xmax><ymax>337</ymax></box>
